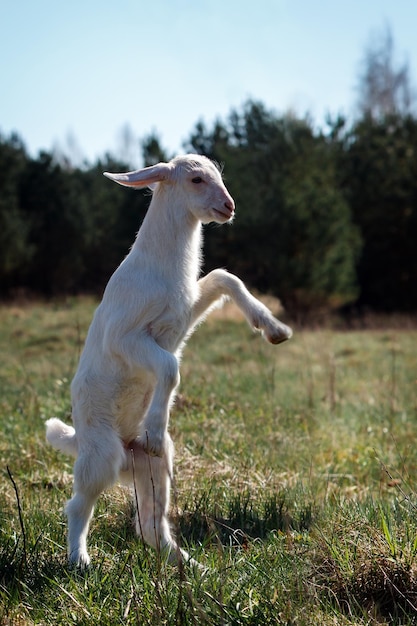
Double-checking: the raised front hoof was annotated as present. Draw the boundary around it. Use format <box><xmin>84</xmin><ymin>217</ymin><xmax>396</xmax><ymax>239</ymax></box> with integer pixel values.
<box><xmin>136</xmin><ymin>433</ymin><xmax>165</xmax><ymax>458</ymax></box>
<box><xmin>265</xmin><ymin>323</ymin><xmax>293</xmax><ymax>345</ymax></box>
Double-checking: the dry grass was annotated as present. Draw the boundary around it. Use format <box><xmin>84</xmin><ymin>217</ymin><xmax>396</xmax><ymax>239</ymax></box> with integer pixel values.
<box><xmin>1</xmin><ymin>298</ymin><xmax>417</xmax><ymax>624</ymax></box>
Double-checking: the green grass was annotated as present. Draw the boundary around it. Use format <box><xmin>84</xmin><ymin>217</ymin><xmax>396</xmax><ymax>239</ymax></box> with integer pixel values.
<box><xmin>1</xmin><ymin>298</ymin><xmax>417</xmax><ymax>624</ymax></box>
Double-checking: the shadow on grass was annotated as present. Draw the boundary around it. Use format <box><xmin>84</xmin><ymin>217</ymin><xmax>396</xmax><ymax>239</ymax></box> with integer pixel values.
<box><xmin>175</xmin><ymin>489</ymin><xmax>314</xmax><ymax>547</ymax></box>
<box><xmin>0</xmin><ymin>536</ymin><xmax>67</xmax><ymax>599</ymax></box>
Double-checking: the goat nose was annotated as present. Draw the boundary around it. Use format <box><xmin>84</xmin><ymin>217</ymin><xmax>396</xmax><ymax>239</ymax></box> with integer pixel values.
<box><xmin>225</xmin><ymin>199</ymin><xmax>235</xmax><ymax>213</ymax></box>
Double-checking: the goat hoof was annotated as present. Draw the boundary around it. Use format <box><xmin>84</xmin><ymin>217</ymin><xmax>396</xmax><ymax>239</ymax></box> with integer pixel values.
<box><xmin>267</xmin><ymin>323</ymin><xmax>293</xmax><ymax>344</ymax></box>
<box><xmin>68</xmin><ymin>550</ymin><xmax>91</xmax><ymax>570</ymax></box>
<box><xmin>137</xmin><ymin>434</ymin><xmax>164</xmax><ymax>457</ymax></box>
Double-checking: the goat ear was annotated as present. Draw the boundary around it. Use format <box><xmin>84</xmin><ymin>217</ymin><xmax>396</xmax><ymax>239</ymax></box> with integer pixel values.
<box><xmin>103</xmin><ymin>162</ymin><xmax>172</xmax><ymax>189</ymax></box>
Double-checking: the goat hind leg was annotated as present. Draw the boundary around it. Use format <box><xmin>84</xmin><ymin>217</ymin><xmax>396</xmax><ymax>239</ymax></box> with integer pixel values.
<box><xmin>130</xmin><ymin>437</ymin><xmax>198</xmax><ymax>567</ymax></box>
<box><xmin>65</xmin><ymin>489</ymin><xmax>97</xmax><ymax>568</ymax></box>
<box><xmin>66</xmin><ymin>436</ymin><xmax>124</xmax><ymax>567</ymax></box>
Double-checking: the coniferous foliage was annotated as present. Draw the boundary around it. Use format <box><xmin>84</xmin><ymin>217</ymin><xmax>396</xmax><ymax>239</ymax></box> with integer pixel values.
<box><xmin>1</xmin><ymin>98</ymin><xmax>417</xmax><ymax>312</ymax></box>
<box><xmin>341</xmin><ymin>114</ymin><xmax>417</xmax><ymax>311</ymax></box>
<box><xmin>0</xmin><ymin>134</ymin><xmax>150</xmax><ymax>297</ymax></box>
<box><xmin>0</xmin><ymin>133</ymin><xmax>32</xmax><ymax>291</ymax></box>
<box><xmin>187</xmin><ymin>102</ymin><xmax>361</xmax><ymax>312</ymax></box>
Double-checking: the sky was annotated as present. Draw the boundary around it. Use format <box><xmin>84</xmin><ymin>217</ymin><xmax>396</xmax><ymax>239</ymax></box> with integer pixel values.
<box><xmin>2</xmin><ymin>0</ymin><xmax>417</xmax><ymax>166</ymax></box>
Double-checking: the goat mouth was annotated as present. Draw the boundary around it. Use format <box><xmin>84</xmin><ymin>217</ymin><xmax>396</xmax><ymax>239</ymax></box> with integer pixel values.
<box><xmin>212</xmin><ymin>208</ymin><xmax>234</xmax><ymax>222</ymax></box>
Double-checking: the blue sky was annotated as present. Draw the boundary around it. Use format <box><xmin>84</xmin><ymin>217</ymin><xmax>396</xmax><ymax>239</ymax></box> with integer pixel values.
<box><xmin>2</xmin><ymin>0</ymin><xmax>417</xmax><ymax>165</ymax></box>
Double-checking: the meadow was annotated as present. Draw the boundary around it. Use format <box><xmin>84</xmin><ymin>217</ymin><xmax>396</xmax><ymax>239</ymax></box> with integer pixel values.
<box><xmin>0</xmin><ymin>298</ymin><xmax>416</xmax><ymax>625</ymax></box>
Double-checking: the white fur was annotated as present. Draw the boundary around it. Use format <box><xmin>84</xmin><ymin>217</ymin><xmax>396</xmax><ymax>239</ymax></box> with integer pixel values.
<box><xmin>45</xmin><ymin>154</ymin><xmax>292</xmax><ymax>568</ymax></box>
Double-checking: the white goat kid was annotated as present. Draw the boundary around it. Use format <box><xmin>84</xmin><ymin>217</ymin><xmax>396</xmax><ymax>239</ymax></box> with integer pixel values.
<box><xmin>46</xmin><ymin>154</ymin><xmax>292</xmax><ymax>569</ymax></box>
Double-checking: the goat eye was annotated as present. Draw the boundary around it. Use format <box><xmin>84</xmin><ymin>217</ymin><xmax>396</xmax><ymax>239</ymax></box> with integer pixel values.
<box><xmin>191</xmin><ymin>176</ymin><xmax>203</xmax><ymax>184</ymax></box>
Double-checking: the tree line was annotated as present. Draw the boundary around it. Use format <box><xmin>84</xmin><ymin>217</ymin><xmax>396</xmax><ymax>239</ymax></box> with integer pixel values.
<box><xmin>1</xmin><ymin>99</ymin><xmax>417</xmax><ymax>313</ymax></box>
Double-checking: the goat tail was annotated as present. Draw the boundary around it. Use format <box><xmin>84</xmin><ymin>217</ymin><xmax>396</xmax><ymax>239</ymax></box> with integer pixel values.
<box><xmin>45</xmin><ymin>417</ymin><xmax>78</xmax><ymax>458</ymax></box>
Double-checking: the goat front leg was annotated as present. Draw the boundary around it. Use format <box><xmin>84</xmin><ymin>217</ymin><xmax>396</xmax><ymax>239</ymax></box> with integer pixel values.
<box><xmin>191</xmin><ymin>269</ymin><xmax>292</xmax><ymax>344</ymax></box>
<box><xmin>119</xmin><ymin>333</ymin><xmax>180</xmax><ymax>457</ymax></box>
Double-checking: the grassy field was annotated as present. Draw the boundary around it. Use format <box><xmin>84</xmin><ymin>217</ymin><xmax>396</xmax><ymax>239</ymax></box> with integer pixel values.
<box><xmin>0</xmin><ymin>298</ymin><xmax>417</xmax><ymax>625</ymax></box>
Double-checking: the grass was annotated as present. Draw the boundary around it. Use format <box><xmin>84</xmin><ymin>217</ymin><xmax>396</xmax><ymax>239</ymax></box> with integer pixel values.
<box><xmin>0</xmin><ymin>297</ymin><xmax>417</xmax><ymax>624</ymax></box>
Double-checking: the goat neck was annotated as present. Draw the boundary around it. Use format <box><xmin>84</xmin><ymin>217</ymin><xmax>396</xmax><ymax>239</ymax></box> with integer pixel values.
<box><xmin>132</xmin><ymin>183</ymin><xmax>203</xmax><ymax>283</ymax></box>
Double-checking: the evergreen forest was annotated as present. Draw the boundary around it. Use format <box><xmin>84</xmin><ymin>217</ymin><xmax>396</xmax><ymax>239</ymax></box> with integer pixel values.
<box><xmin>2</xmin><ymin>99</ymin><xmax>417</xmax><ymax>314</ymax></box>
